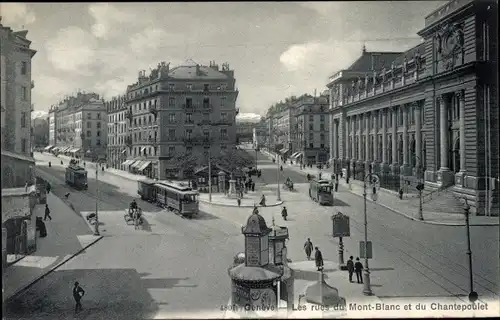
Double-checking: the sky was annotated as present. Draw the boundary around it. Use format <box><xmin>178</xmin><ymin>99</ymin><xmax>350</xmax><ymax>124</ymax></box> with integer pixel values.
<box><xmin>2</xmin><ymin>1</ymin><xmax>446</xmax><ymax>119</ymax></box>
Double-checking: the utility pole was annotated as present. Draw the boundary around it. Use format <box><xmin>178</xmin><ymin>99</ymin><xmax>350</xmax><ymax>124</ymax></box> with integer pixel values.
<box><xmin>208</xmin><ymin>149</ymin><xmax>212</xmax><ymax>203</ymax></box>
<box><xmin>416</xmin><ymin>156</ymin><xmax>424</xmax><ymax>220</ymax></box>
<box><xmin>464</xmin><ymin>200</ymin><xmax>478</xmax><ymax>302</ymax></box>
<box><xmin>362</xmin><ymin>173</ymin><xmax>378</xmax><ymax>296</ymax></box>
<box><xmin>94</xmin><ymin>165</ymin><xmax>100</xmax><ymax>236</ymax></box>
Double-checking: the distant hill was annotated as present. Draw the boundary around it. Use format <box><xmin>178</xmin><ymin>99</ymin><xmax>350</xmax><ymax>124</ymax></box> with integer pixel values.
<box><xmin>31</xmin><ymin>110</ymin><xmax>48</xmax><ymax>120</ymax></box>
<box><xmin>236</xmin><ymin>113</ymin><xmax>261</xmax><ymax>123</ymax></box>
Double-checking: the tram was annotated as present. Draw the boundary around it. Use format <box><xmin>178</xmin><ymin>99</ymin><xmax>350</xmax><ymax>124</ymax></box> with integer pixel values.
<box><xmin>155</xmin><ymin>181</ymin><xmax>199</xmax><ymax>217</ymax></box>
<box><xmin>65</xmin><ymin>164</ymin><xmax>88</xmax><ymax>190</ymax></box>
<box><xmin>309</xmin><ymin>179</ymin><xmax>334</xmax><ymax>205</ymax></box>
<box><xmin>137</xmin><ymin>178</ymin><xmax>157</xmax><ymax>202</ymax></box>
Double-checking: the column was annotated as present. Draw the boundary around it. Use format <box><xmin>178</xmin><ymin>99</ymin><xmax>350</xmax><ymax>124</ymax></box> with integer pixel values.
<box><xmin>438</xmin><ymin>95</ymin><xmax>453</xmax><ymax>186</ymax></box>
<box><xmin>351</xmin><ymin>116</ymin><xmax>356</xmax><ymax>160</ymax></box>
<box><xmin>358</xmin><ymin>115</ymin><xmax>363</xmax><ymax>163</ymax></box>
<box><xmin>401</xmin><ymin>104</ymin><xmax>410</xmax><ymax>175</ymax></box>
<box><xmin>365</xmin><ymin>112</ymin><xmax>371</xmax><ymax>173</ymax></box>
<box><xmin>391</xmin><ymin>106</ymin><xmax>398</xmax><ymax>174</ymax></box>
<box><xmin>332</xmin><ymin>119</ymin><xmax>338</xmax><ymax>161</ymax></box>
<box><xmin>346</xmin><ymin>118</ymin><xmax>351</xmax><ymax>160</ymax></box>
<box><xmin>415</xmin><ymin>102</ymin><xmax>422</xmax><ymax>177</ymax></box>
<box><xmin>372</xmin><ymin>110</ymin><xmax>380</xmax><ymax>173</ymax></box>
<box><xmin>458</xmin><ymin>90</ymin><xmax>466</xmax><ymax>172</ymax></box>
<box><xmin>382</xmin><ymin>109</ymin><xmax>388</xmax><ymax>164</ymax></box>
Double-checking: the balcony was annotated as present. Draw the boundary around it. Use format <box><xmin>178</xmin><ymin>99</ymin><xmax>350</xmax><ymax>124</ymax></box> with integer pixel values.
<box><xmin>200</xmin><ymin>104</ymin><xmax>213</xmax><ymax>113</ymax></box>
<box><xmin>185</xmin><ymin>119</ymin><xmax>195</xmax><ymax>125</ymax></box>
<box><xmin>183</xmin><ymin>137</ymin><xmax>194</xmax><ymax>144</ymax></box>
<box><xmin>182</xmin><ymin>104</ymin><xmax>195</xmax><ymax>111</ymax></box>
<box><xmin>213</xmin><ymin>119</ymin><xmax>231</xmax><ymax>126</ymax></box>
<box><xmin>197</xmin><ymin>119</ymin><xmax>211</xmax><ymax>126</ymax></box>
<box><xmin>167</xmin><ymin>136</ymin><xmax>177</xmax><ymax>141</ymax></box>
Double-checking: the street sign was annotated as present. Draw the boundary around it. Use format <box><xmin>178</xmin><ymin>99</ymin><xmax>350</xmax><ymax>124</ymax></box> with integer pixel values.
<box><xmin>359</xmin><ymin>241</ymin><xmax>373</xmax><ymax>259</ymax></box>
<box><xmin>331</xmin><ymin>212</ymin><xmax>350</xmax><ymax>237</ymax></box>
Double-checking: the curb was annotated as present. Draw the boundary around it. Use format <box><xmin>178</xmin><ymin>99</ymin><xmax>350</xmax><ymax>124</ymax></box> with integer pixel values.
<box><xmin>199</xmin><ymin>199</ymin><xmax>284</xmax><ymax>208</ymax></box>
<box><xmin>349</xmin><ymin>191</ymin><xmax>499</xmax><ymax>227</ymax></box>
<box><xmin>4</xmin><ymin>235</ymin><xmax>104</xmax><ymax>303</ymax></box>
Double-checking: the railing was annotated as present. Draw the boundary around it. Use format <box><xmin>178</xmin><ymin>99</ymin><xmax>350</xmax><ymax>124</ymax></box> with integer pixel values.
<box><xmin>182</xmin><ymin>104</ymin><xmax>195</xmax><ymax>110</ymax></box>
<box><xmin>185</xmin><ymin>120</ymin><xmax>195</xmax><ymax>124</ymax></box>
<box><xmin>198</xmin><ymin>120</ymin><xmax>211</xmax><ymax>125</ymax></box>
<box><xmin>421</xmin><ymin>186</ymin><xmax>447</xmax><ymax>204</ymax></box>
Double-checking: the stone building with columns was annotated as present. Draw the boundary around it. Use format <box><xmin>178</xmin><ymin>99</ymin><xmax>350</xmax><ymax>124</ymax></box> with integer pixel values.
<box><xmin>328</xmin><ymin>0</ymin><xmax>498</xmax><ymax>215</ymax></box>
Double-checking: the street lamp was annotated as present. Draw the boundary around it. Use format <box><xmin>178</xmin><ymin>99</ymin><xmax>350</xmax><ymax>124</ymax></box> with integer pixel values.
<box><xmin>463</xmin><ymin>199</ymin><xmax>478</xmax><ymax>303</ymax></box>
<box><xmin>94</xmin><ymin>165</ymin><xmax>100</xmax><ymax>236</ymax></box>
<box><xmin>276</xmin><ymin>155</ymin><xmax>281</xmax><ymax>202</ymax></box>
<box><xmin>362</xmin><ymin>172</ymin><xmax>379</xmax><ymax>296</ymax></box>
<box><xmin>415</xmin><ymin>156</ymin><xmax>424</xmax><ymax>221</ymax></box>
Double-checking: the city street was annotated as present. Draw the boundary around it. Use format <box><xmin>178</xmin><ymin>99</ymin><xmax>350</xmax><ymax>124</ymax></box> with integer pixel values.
<box><xmin>6</xmin><ymin>152</ymin><xmax>498</xmax><ymax>318</ymax></box>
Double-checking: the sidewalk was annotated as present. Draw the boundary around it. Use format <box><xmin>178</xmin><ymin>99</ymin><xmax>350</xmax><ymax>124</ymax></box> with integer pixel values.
<box><xmin>199</xmin><ymin>190</ymin><xmax>283</xmax><ymax>207</ymax></box>
<box><xmin>57</xmin><ymin>154</ymin><xmax>145</xmax><ymax>182</ymax></box>
<box><xmin>3</xmin><ymin>193</ymin><xmax>103</xmax><ymax>301</ymax></box>
<box><xmin>260</xmin><ymin>150</ymin><xmax>499</xmax><ymax>227</ymax></box>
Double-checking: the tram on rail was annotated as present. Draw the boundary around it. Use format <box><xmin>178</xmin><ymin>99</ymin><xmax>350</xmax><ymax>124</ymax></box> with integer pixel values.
<box><xmin>154</xmin><ymin>181</ymin><xmax>199</xmax><ymax>218</ymax></box>
<box><xmin>65</xmin><ymin>163</ymin><xmax>88</xmax><ymax>190</ymax></box>
<box><xmin>309</xmin><ymin>179</ymin><xmax>334</xmax><ymax>205</ymax></box>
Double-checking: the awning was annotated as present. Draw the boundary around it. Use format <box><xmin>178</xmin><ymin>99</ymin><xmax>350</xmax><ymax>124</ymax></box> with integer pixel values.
<box><xmin>122</xmin><ymin>159</ymin><xmax>135</xmax><ymax>166</ymax></box>
<box><xmin>131</xmin><ymin>160</ymin><xmax>144</xmax><ymax>169</ymax></box>
<box><xmin>52</xmin><ymin>147</ymin><xmax>59</xmax><ymax>152</ymax></box>
<box><xmin>138</xmin><ymin>161</ymin><xmax>151</xmax><ymax>172</ymax></box>
<box><xmin>291</xmin><ymin>151</ymin><xmax>300</xmax><ymax>158</ymax></box>
<box><xmin>44</xmin><ymin>145</ymin><xmax>53</xmax><ymax>150</ymax></box>
<box><xmin>73</xmin><ymin>148</ymin><xmax>81</xmax><ymax>153</ymax></box>
<box><xmin>140</xmin><ymin>147</ymin><xmax>146</xmax><ymax>154</ymax></box>
<box><xmin>121</xmin><ymin>149</ymin><xmax>127</xmax><ymax>154</ymax></box>
<box><xmin>292</xmin><ymin>152</ymin><xmax>304</xmax><ymax>159</ymax></box>
<box><xmin>279</xmin><ymin>148</ymin><xmax>289</xmax><ymax>155</ymax></box>
<box><xmin>62</xmin><ymin>147</ymin><xmax>71</xmax><ymax>152</ymax></box>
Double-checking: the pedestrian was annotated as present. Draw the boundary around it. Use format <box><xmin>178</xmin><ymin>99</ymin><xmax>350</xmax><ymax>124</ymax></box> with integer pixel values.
<box><xmin>251</xmin><ymin>182</ymin><xmax>255</xmax><ymax>192</ymax></box>
<box><xmin>355</xmin><ymin>257</ymin><xmax>363</xmax><ymax>283</ymax></box>
<box><xmin>73</xmin><ymin>281</ymin><xmax>85</xmax><ymax>314</ymax></box>
<box><xmin>399</xmin><ymin>188</ymin><xmax>404</xmax><ymax>200</ymax></box>
<box><xmin>44</xmin><ymin>204</ymin><xmax>52</xmax><ymax>221</ymax></box>
<box><xmin>237</xmin><ymin>197</ymin><xmax>241</xmax><ymax>207</ymax></box>
<box><xmin>347</xmin><ymin>256</ymin><xmax>355</xmax><ymax>282</ymax></box>
<box><xmin>303</xmin><ymin>239</ymin><xmax>313</xmax><ymax>260</ymax></box>
<box><xmin>314</xmin><ymin>247</ymin><xmax>324</xmax><ymax>271</ymax></box>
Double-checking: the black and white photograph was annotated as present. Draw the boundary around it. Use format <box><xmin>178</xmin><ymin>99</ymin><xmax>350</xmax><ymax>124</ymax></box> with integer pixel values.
<box><xmin>1</xmin><ymin>1</ymin><xmax>498</xmax><ymax>319</ymax></box>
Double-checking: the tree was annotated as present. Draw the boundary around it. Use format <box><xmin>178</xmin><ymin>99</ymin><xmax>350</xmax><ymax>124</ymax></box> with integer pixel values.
<box><xmin>212</xmin><ymin>149</ymin><xmax>253</xmax><ymax>176</ymax></box>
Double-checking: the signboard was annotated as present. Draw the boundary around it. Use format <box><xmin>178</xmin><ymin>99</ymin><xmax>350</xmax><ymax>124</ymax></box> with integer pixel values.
<box><xmin>260</xmin><ymin>235</ymin><xmax>269</xmax><ymax>265</ymax></box>
<box><xmin>250</xmin><ymin>288</ymin><xmax>277</xmax><ymax>310</ymax></box>
<box><xmin>232</xmin><ymin>282</ymin><xmax>251</xmax><ymax>307</ymax></box>
<box><xmin>359</xmin><ymin>241</ymin><xmax>373</xmax><ymax>259</ymax></box>
<box><xmin>331</xmin><ymin>212</ymin><xmax>350</xmax><ymax>237</ymax></box>
<box><xmin>245</xmin><ymin>236</ymin><xmax>260</xmax><ymax>266</ymax></box>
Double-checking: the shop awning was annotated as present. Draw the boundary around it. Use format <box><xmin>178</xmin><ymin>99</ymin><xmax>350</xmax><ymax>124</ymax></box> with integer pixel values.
<box><xmin>140</xmin><ymin>147</ymin><xmax>146</xmax><ymax>154</ymax></box>
<box><xmin>122</xmin><ymin>159</ymin><xmax>135</xmax><ymax>166</ymax></box>
<box><xmin>138</xmin><ymin>161</ymin><xmax>151</xmax><ymax>172</ymax></box>
<box><xmin>279</xmin><ymin>148</ymin><xmax>289</xmax><ymax>155</ymax></box>
<box><xmin>131</xmin><ymin>160</ymin><xmax>144</xmax><ymax>169</ymax></box>
<box><xmin>121</xmin><ymin>149</ymin><xmax>127</xmax><ymax>154</ymax></box>
<box><xmin>62</xmin><ymin>147</ymin><xmax>71</xmax><ymax>152</ymax></box>
<box><xmin>52</xmin><ymin>147</ymin><xmax>59</xmax><ymax>152</ymax></box>
<box><xmin>292</xmin><ymin>152</ymin><xmax>304</xmax><ymax>159</ymax></box>
<box><xmin>73</xmin><ymin>148</ymin><xmax>81</xmax><ymax>153</ymax></box>
<box><xmin>44</xmin><ymin>145</ymin><xmax>53</xmax><ymax>151</ymax></box>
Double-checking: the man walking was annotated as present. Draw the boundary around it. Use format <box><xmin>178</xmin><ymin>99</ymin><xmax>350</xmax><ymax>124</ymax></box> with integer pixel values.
<box><xmin>304</xmin><ymin>238</ymin><xmax>313</xmax><ymax>260</ymax></box>
<box><xmin>347</xmin><ymin>256</ymin><xmax>355</xmax><ymax>282</ymax></box>
<box><xmin>44</xmin><ymin>204</ymin><xmax>52</xmax><ymax>221</ymax></box>
<box><xmin>354</xmin><ymin>257</ymin><xmax>363</xmax><ymax>284</ymax></box>
<box><xmin>73</xmin><ymin>281</ymin><xmax>85</xmax><ymax>314</ymax></box>
<box><xmin>314</xmin><ymin>247</ymin><xmax>324</xmax><ymax>271</ymax></box>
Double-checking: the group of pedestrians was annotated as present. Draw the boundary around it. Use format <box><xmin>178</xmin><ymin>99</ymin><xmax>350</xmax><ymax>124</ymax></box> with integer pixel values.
<box><xmin>304</xmin><ymin>238</ymin><xmax>365</xmax><ymax>284</ymax></box>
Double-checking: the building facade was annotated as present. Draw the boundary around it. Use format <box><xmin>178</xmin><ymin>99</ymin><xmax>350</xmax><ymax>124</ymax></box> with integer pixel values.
<box><xmin>31</xmin><ymin>117</ymin><xmax>49</xmax><ymax>148</ymax></box>
<box><xmin>123</xmin><ymin>60</ymin><xmax>239</xmax><ymax>180</ymax></box>
<box><xmin>48</xmin><ymin>108</ymin><xmax>56</xmax><ymax>147</ymax></box>
<box><xmin>328</xmin><ymin>0</ymin><xmax>498</xmax><ymax>215</ymax></box>
<box><xmin>273</xmin><ymin>108</ymin><xmax>296</xmax><ymax>157</ymax></box>
<box><xmin>293</xmin><ymin>95</ymin><xmax>330</xmax><ymax>165</ymax></box>
<box><xmin>106</xmin><ymin>95</ymin><xmax>128</xmax><ymax>169</ymax></box>
<box><xmin>236</xmin><ymin>120</ymin><xmax>256</xmax><ymax>144</ymax></box>
<box><xmin>0</xmin><ymin>22</ymin><xmax>36</xmax><ymax>188</ymax></box>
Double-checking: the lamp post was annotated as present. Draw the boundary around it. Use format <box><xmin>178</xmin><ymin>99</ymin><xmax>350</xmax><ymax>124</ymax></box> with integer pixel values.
<box><xmin>277</xmin><ymin>154</ymin><xmax>281</xmax><ymax>202</ymax></box>
<box><xmin>463</xmin><ymin>200</ymin><xmax>478</xmax><ymax>302</ymax></box>
<box><xmin>94</xmin><ymin>165</ymin><xmax>100</xmax><ymax>236</ymax></box>
<box><xmin>208</xmin><ymin>149</ymin><xmax>212</xmax><ymax>203</ymax></box>
<box><xmin>415</xmin><ymin>156</ymin><xmax>424</xmax><ymax>220</ymax></box>
<box><xmin>362</xmin><ymin>172</ymin><xmax>379</xmax><ymax>296</ymax></box>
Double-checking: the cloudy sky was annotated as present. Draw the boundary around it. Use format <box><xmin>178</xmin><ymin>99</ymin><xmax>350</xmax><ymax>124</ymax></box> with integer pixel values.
<box><xmin>2</xmin><ymin>2</ymin><xmax>446</xmax><ymax>117</ymax></box>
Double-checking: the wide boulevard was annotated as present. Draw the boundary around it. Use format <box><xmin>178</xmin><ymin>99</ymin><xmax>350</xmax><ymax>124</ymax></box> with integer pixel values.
<box><xmin>4</xmin><ymin>151</ymin><xmax>499</xmax><ymax>319</ymax></box>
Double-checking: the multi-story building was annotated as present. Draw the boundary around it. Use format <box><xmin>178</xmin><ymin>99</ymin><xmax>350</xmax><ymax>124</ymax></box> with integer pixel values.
<box><xmin>31</xmin><ymin>117</ymin><xmax>49</xmax><ymax>148</ymax></box>
<box><xmin>273</xmin><ymin>107</ymin><xmax>296</xmax><ymax>158</ymax></box>
<box><xmin>106</xmin><ymin>95</ymin><xmax>128</xmax><ymax>169</ymax></box>
<box><xmin>236</xmin><ymin>120</ymin><xmax>256</xmax><ymax>144</ymax></box>
<box><xmin>123</xmin><ymin>60</ymin><xmax>239</xmax><ymax>180</ymax></box>
<box><xmin>48</xmin><ymin>107</ymin><xmax>57</xmax><ymax>147</ymax></box>
<box><xmin>51</xmin><ymin>92</ymin><xmax>107</xmax><ymax>159</ymax></box>
<box><xmin>1</xmin><ymin>22</ymin><xmax>36</xmax><ymax>187</ymax></box>
<box><xmin>263</xmin><ymin>116</ymin><xmax>274</xmax><ymax>149</ymax></box>
<box><xmin>327</xmin><ymin>0</ymin><xmax>498</xmax><ymax>215</ymax></box>
<box><xmin>293</xmin><ymin>95</ymin><xmax>330</xmax><ymax>165</ymax></box>
<box><xmin>252</xmin><ymin>119</ymin><xmax>268</xmax><ymax>149</ymax></box>
<box><xmin>1</xmin><ymin>22</ymin><xmax>39</xmax><ymax>269</ymax></box>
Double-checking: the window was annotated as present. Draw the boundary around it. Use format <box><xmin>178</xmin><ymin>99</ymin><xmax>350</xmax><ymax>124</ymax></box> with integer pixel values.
<box><xmin>309</xmin><ymin>115</ymin><xmax>314</xmax><ymax>122</ymax></box>
<box><xmin>168</xmin><ymin>129</ymin><xmax>175</xmax><ymax>138</ymax></box>
<box><xmin>398</xmin><ymin>107</ymin><xmax>404</xmax><ymax>126</ymax></box>
<box><xmin>97</xmin><ymin>139</ymin><xmax>101</xmax><ymax>146</ymax></box>
<box><xmin>139</xmin><ymin>132</ymin><xmax>142</xmax><ymax>141</ymax></box>
<box><xmin>87</xmin><ymin>130</ymin><xmax>91</xmax><ymax>137</ymax></box>
<box><xmin>186</xmin><ymin>146</ymin><xmax>192</xmax><ymax>154</ymax></box>
<box><xmin>185</xmin><ymin>129</ymin><xmax>192</xmax><ymax>139</ymax></box>
<box><xmin>168</xmin><ymin>113</ymin><xmax>176</xmax><ymax>123</ymax></box>
<box><xmin>97</xmin><ymin>122</ymin><xmax>101</xmax><ymax>129</ymax></box>
<box><xmin>203</xmin><ymin>98</ymin><xmax>210</xmax><ymax>108</ymax></box>
<box><xmin>388</xmin><ymin>111</ymin><xmax>392</xmax><ymax>127</ymax></box>
<box><xmin>87</xmin><ymin>113</ymin><xmax>91</xmax><ymax>120</ymax></box>
<box><xmin>220</xmin><ymin>128</ymin><xmax>228</xmax><ymax>139</ymax></box>
<box><xmin>204</xmin><ymin>84</ymin><xmax>209</xmax><ymax>91</ymax></box>
<box><xmin>21</xmin><ymin>138</ymin><xmax>27</xmax><ymax>152</ymax></box>
<box><xmin>320</xmin><ymin>143</ymin><xmax>325</xmax><ymax>149</ymax></box>
<box><xmin>203</xmin><ymin>130</ymin><xmax>210</xmax><ymax>139</ymax></box>
<box><xmin>309</xmin><ymin>124</ymin><xmax>313</xmax><ymax>130</ymax></box>
<box><xmin>221</xmin><ymin>97</ymin><xmax>226</xmax><ymax>107</ymax></box>
<box><xmin>21</xmin><ymin>62</ymin><xmax>27</xmax><ymax>75</ymax></box>
<box><xmin>309</xmin><ymin>143</ymin><xmax>314</xmax><ymax>148</ymax></box>
<box><xmin>169</xmin><ymin>97</ymin><xmax>175</xmax><ymax>106</ymax></box>
<box><xmin>320</xmin><ymin>124</ymin><xmax>325</xmax><ymax>131</ymax></box>
<box><xmin>97</xmin><ymin>131</ymin><xmax>101</xmax><ymax>137</ymax></box>
<box><xmin>97</xmin><ymin>113</ymin><xmax>101</xmax><ymax>120</ymax></box>
<box><xmin>186</xmin><ymin>84</ymin><xmax>192</xmax><ymax>91</ymax></box>
<box><xmin>21</xmin><ymin>112</ymin><xmax>27</xmax><ymax>127</ymax></box>
<box><xmin>186</xmin><ymin>113</ymin><xmax>193</xmax><ymax>123</ymax></box>
<box><xmin>221</xmin><ymin>145</ymin><xmax>227</xmax><ymax>150</ymax></box>
<box><xmin>320</xmin><ymin>115</ymin><xmax>325</xmax><ymax>122</ymax></box>
<box><xmin>220</xmin><ymin>83</ymin><xmax>227</xmax><ymax>90</ymax></box>
<box><xmin>185</xmin><ymin>98</ymin><xmax>192</xmax><ymax>108</ymax></box>
<box><xmin>138</xmin><ymin>118</ymin><xmax>142</xmax><ymax>126</ymax></box>
<box><xmin>21</xmin><ymin>86</ymin><xmax>27</xmax><ymax>100</ymax></box>
<box><xmin>221</xmin><ymin>112</ymin><xmax>227</xmax><ymax>121</ymax></box>
<box><xmin>169</xmin><ymin>83</ymin><xmax>175</xmax><ymax>91</ymax></box>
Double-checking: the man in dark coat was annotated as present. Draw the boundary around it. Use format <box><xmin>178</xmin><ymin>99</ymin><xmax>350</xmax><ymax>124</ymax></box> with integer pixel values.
<box><xmin>314</xmin><ymin>247</ymin><xmax>324</xmax><ymax>271</ymax></box>
<box><xmin>354</xmin><ymin>257</ymin><xmax>364</xmax><ymax>283</ymax></box>
<box><xmin>304</xmin><ymin>238</ymin><xmax>313</xmax><ymax>260</ymax></box>
<box><xmin>44</xmin><ymin>204</ymin><xmax>52</xmax><ymax>221</ymax></box>
<box><xmin>347</xmin><ymin>256</ymin><xmax>355</xmax><ymax>282</ymax></box>
<box><xmin>73</xmin><ymin>281</ymin><xmax>85</xmax><ymax>314</ymax></box>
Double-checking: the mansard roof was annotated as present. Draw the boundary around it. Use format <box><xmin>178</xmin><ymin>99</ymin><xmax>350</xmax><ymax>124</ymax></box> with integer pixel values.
<box><xmin>346</xmin><ymin>51</ymin><xmax>403</xmax><ymax>72</ymax></box>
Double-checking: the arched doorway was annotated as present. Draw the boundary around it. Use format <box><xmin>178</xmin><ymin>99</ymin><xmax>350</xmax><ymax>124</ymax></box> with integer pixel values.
<box><xmin>453</xmin><ymin>137</ymin><xmax>460</xmax><ymax>173</ymax></box>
